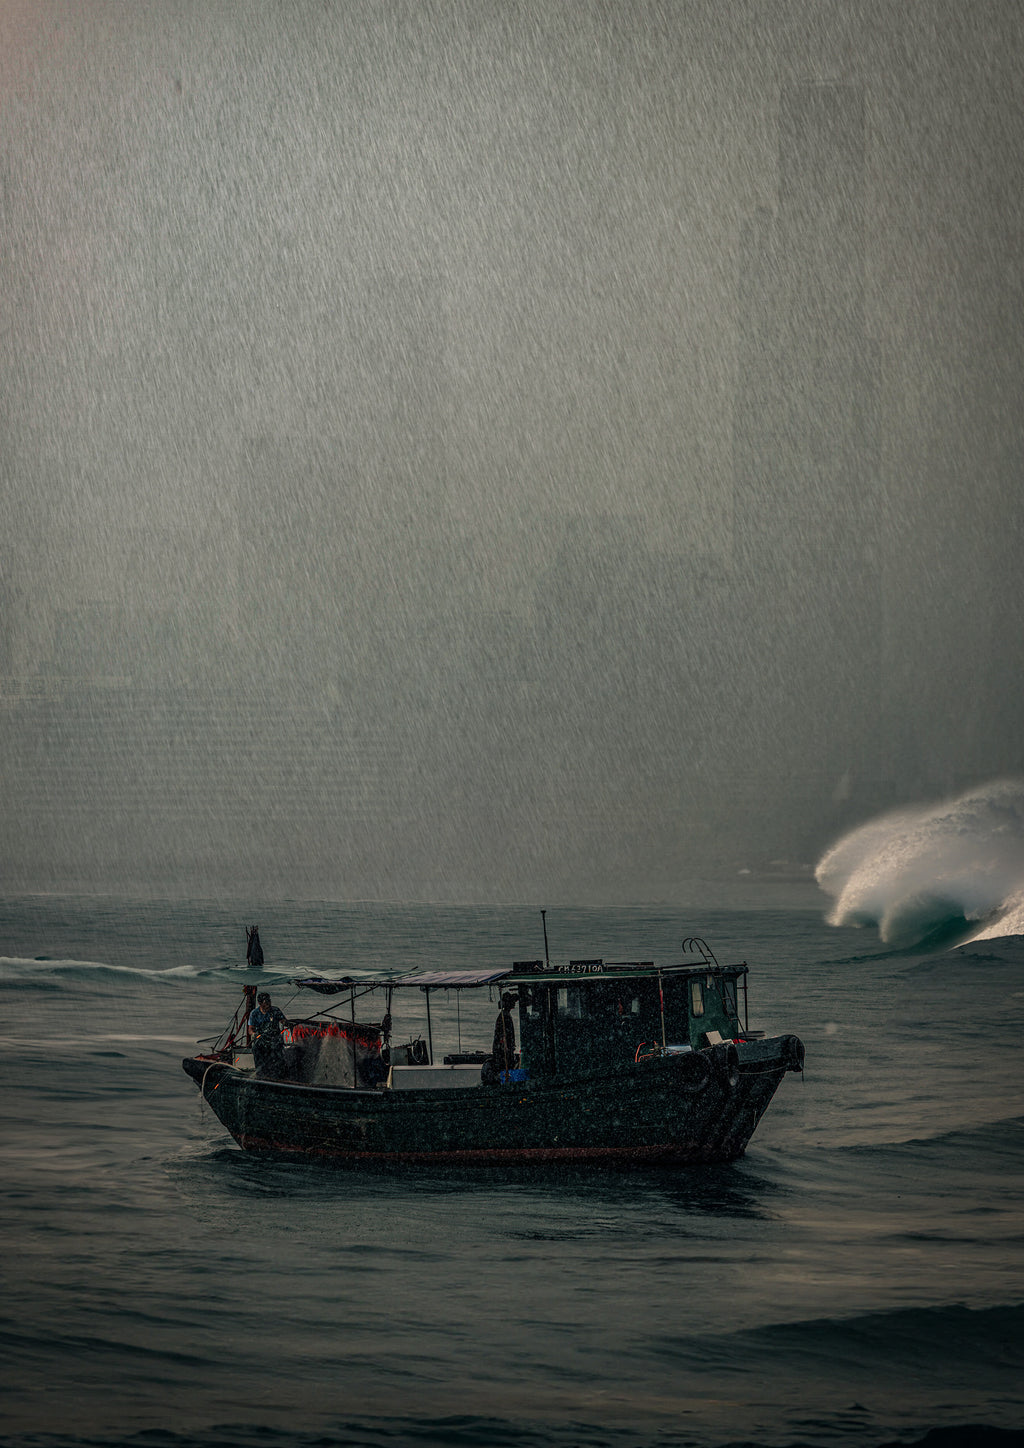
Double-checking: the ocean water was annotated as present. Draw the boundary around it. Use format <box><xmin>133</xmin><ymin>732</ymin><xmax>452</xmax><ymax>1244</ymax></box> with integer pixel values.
<box><xmin>1</xmin><ymin>889</ymin><xmax>1023</xmax><ymax>1448</ymax></box>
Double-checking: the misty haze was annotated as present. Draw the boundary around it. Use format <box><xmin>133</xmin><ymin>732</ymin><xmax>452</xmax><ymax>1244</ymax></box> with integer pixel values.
<box><xmin>2</xmin><ymin>2</ymin><xmax>1022</xmax><ymax>901</ymax></box>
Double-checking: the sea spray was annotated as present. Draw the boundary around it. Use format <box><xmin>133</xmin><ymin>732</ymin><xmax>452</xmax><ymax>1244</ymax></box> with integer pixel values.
<box><xmin>815</xmin><ymin>778</ymin><xmax>1024</xmax><ymax>946</ymax></box>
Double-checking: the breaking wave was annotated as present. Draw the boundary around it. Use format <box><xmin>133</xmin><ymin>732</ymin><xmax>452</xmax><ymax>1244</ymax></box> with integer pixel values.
<box><xmin>815</xmin><ymin>778</ymin><xmax>1024</xmax><ymax>947</ymax></box>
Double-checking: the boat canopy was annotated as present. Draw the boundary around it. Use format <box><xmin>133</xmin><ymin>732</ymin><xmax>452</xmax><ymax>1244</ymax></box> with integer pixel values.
<box><xmin>390</xmin><ymin>968</ymin><xmax>513</xmax><ymax>988</ymax></box>
<box><xmin>294</xmin><ymin>967</ymin><xmax>513</xmax><ymax>994</ymax></box>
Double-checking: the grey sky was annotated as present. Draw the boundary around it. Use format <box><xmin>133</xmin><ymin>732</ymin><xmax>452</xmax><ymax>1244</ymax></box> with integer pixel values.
<box><xmin>1</xmin><ymin>1</ymin><xmax>1022</xmax><ymax>899</ymax></box>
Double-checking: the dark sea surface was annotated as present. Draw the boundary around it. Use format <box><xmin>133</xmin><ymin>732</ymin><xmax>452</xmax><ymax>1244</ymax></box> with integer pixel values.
<box><xmin>2</xmin><ymin>890</ymin><xmax>1023</xmax><ymax>1448</ymax></box>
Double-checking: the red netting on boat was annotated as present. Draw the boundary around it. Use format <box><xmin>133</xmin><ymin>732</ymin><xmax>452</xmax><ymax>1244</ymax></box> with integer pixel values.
<box><xmin>291</xmin><ymin>1020</ymin><xmax>382</xmax><ymax>1050</ymax></box>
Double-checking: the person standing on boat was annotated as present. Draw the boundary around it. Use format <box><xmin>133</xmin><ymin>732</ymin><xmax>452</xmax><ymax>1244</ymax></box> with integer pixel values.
<box><xmin>249</xmin><ymin>991</ymin><xmax>289</xmax><ymax>1078</ymax></box>
<box><xmin>490</xmin><ymin>992</ymin><xmax>518</xmax><ymax>1080</ymax></box>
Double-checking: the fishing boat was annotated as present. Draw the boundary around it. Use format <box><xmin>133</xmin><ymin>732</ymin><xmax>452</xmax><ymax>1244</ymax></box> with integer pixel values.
<box><xmin>182</xmin><ymin>936</ymin><xmax>804</xmax><ymax>1165</ymax></box>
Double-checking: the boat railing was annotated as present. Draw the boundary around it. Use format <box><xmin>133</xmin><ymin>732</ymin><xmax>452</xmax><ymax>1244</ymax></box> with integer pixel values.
<box><xmin>681</xmin><ymin>937</ymin><xmax>719</xmax><ymax>967</ymax></box>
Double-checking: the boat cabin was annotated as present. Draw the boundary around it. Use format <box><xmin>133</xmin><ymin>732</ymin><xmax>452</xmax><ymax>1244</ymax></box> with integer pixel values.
<box><xmin>507</xmin><ymin>958</ymin><xmax>748</xmax><ymax>1080</ymax></box>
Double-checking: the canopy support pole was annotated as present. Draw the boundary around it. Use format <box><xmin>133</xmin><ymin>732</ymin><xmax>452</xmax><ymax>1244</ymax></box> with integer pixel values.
<box><xmin>425</xmin><ymin>988</ymin><xmax>434</xmax><ymax>1065</ymax></box>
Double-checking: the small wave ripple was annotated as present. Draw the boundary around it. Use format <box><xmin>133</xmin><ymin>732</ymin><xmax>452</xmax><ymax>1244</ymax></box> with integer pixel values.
<box><xmin>2</xmin><ymin>1413</ymin><xmax>1022</xmax><ymax>1448</ymax></box>
<box><xmin>0</xmin><ymin>956</ymin><xmax>207</xmax><ymax>985</ymax></box>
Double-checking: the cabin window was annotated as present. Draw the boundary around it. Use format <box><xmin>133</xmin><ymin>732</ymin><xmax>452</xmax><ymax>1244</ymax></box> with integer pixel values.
<box><xmin>520</xmin><ymin>986</ymin><xmax>544</xmax><ymax>1019</ymax></box>
<box><xmin>723</xmin><ymin>978</ymin><xmax>737</xmax><ymax>1016</ymax></box>
<box><xmin>557</xmin><ymin>986</ymin><xmax>584</xmax><ymax>1019</ymax></box>
<box><xmin>690</xmin><ymin>979</ymin><xmax>705</xmax><ymax>1017</ymax></box>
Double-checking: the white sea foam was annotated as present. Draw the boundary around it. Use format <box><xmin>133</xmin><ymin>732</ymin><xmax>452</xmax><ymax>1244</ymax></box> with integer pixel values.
<box><xmin>0</xmin><ymin>956</ymin><xmax>202</xmax><ymax>980</ymax></box>
<box><xmin>815</xmin><ymin>778</ymin><xmax>1024</xmax><ymax>947</ymax></box>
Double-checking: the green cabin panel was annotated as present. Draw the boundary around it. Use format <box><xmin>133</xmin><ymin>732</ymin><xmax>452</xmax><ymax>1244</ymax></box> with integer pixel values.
<box><xmin>517</xmin><ymin>967</ymin><xmax>744</xmax><ymax>1080</ymax></box>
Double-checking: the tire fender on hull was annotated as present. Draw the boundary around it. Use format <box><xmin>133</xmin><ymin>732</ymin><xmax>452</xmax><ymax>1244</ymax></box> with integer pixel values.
<box><xmin>672</xmin><ymin>1049</ymin><xmax>712</xmax><ymax>1093</ymax></box>
<box><xmin>780</xmin><ymin>1034</ymin><xmax>805</xmax><ymax>1073</ymax></box>
<box><xmin>713</xmin><ymin>1042</ymin><xmax>740</xmax><ymax>1090</ymax></box>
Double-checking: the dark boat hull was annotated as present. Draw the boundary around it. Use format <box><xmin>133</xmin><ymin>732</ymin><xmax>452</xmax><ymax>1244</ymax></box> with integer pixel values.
<box><xmin>183</xmin><ymin>1037</ymin><xmax>803</xmax><ymax>1165</ymax></box>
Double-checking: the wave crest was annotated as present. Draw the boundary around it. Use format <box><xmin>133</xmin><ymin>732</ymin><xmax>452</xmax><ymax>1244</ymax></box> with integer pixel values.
<box><xmin>815</xmin><ymin>778</ymin><xmax>1024</xmax><ymax>947</ymax></box>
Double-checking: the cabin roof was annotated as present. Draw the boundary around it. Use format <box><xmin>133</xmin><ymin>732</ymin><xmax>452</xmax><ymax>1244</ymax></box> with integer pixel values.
<box><xmin>504</xmin><ymin>962</ymin><xmax>748</xmax><ymax>985</ymax></box>
<box><xmin>294</xmin><ymin>960</ymin><xmax>748</xmax><ymax>995</ymax></box>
